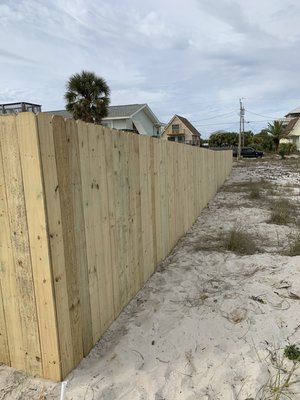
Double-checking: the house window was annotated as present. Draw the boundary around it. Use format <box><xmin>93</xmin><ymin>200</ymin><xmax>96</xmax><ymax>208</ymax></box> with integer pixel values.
<box><xmin>168</xmin><ymin>137</ymin><xmax>175</xmax><ymax>141</ymax></box>
<box><xmin>172</xmin><ymin>124</ymin><xmax>179</xmax><ymax>134</ymax></box>
<box><xmin>177</xmin><ymin>136</ymin><xmax>185</xmax><ymax>143</ymax></box>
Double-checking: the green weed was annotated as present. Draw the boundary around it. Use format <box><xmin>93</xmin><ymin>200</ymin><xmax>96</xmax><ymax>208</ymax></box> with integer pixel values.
<box><xmin>258</xmin><ymin>344</ymin><xmax>300</xmax><ymax>400</ymax></box>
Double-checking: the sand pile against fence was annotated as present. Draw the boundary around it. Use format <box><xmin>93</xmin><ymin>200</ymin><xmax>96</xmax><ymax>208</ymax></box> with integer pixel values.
<box><xmin>1</xmin><ymin>156</ymin><xmax>300</xmax><ymax>399</ymax></box>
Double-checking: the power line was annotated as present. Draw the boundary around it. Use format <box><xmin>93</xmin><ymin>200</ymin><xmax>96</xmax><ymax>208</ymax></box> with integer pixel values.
<box><xmin>246</xmin><ymin>119</ymin><xmax>273</xmax><ymax>123</ymax></box>
<box><xmin>193</xmin><ymin>119</ymin><xmax>270</xmax><ymax>127</ymax></box>
<box><xmin>193</xmin><ymin>121</ymin><xmax>240</xmax><ymax>127</ymax></box>
<box><xmin>245</xmin><ymin>121</ymin><xmax>256</xmax><ymax>132</ymax></box>
<box><xmin>190</xmin><ymin>110</ymin><xmax>236</xmax><ymax>123</ymax></box>
<box><xmin>245</xmin><ymin>109</ymin><xmax>277</xmax><ymax>120</ymax></box>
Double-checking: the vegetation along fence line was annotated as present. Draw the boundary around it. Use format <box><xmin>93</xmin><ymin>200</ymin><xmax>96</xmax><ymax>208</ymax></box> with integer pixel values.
<box><xmin>0</xmin><ymin>112</ymin><xmax>232</xmax><ymax>381</ymax></box>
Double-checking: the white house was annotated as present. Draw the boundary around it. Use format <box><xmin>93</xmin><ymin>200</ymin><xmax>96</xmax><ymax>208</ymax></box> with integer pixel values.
<box><xmin>101</xmin><ymin>104</ymin><xmax>162</xmax><ymax>137</ymax></box>
<box><xmin>48</xmin><ymin>103</ymin><xmax>162</xmax><ymax>137</ymax></box>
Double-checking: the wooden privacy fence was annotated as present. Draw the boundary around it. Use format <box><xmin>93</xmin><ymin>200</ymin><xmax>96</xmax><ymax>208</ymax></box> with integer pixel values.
<box><xmin>0</xmin><ymin>113</ymin><xmax>232</xmax><ymax>381</ymax></box>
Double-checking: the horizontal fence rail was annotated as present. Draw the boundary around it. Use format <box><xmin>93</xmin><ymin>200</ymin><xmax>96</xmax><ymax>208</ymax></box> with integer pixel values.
<box><xmin>0</xmin><ymin>113</ymin><xmax>232</xmax><ymax>380</ymax></box>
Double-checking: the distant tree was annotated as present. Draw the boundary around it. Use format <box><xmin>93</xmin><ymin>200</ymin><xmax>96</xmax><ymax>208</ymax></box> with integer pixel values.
<box><xmin>65</xmin><ymin>70</ymin><xmax>110</xmax><ymax>123</ymax></box>
<box><xmin>208</xmin><ymin>131</ymin><xmax>254</xmax><ymax>147</ymax></box>
<box><xmin>242</xmin><ymin>130</ymin><xmax>254</xmax><ymax>146</ymax></box>
<box><xmin>252</xmin><ymin>129</ymin><xmax>274</xmax><ymax>152</ymax></box>
<box><xmin>266</xmin><ymin>120</ymin><xmax>284</xmax><ymax>151</ymax></box>
<box><xmin>208</xmin><ymin>131</ymin><xmax>238</xmax><ymax>147</ymax></box>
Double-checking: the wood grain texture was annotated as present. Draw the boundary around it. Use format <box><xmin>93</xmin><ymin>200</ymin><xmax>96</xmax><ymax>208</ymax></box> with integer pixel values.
<box><xmin>52</xmin><ymin>116</ymin><xmax>83</xmax><ymax>366</ymax></box>
<box><xmin>0</xmin><ymin>115</ymin><xmax>42</xmax><ymax>376</ymax></box>
<box><xmin>0</xmin><ymin>112</ymin><xmax>232</xmax><ymax>380</ymax></box>
<box><xmin>17</xmin><ymin>113</ymin><xmax>61</xmax><ymax>380</ymax></box>
<box><xmin>37</xmin><ymin>113</ymin><xmax>74</xmax><ymax>378</ymax></box>
<box><xmin>0</xmin><ymin>117</ymin><xmax>22</xmax><ymax>369</ymax></box>
<box><xmin>65</xmin><ymin>119</ymin><xmax>93</xmax><ymax>356</ymax></box>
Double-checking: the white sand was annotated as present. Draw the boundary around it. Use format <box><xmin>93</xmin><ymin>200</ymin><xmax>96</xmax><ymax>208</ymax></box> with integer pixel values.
<box><xmin>1</xmin><ymin>157</ymin><xmax>300</xmax><ymax>399</ymax></box>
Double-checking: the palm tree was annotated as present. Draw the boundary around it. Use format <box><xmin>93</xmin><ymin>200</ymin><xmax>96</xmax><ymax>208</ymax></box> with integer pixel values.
<box><xmin>65</xmin><ymin>71</ymin><xmax>110</xmax><ymax>124</ymax></box>
<box><xmin>266</xmin><ymin>120</ymin><xmax>284</xmax><ymax>151</ymax></box>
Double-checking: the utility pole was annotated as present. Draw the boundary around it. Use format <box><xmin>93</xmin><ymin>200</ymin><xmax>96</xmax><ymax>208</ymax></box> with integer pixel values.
<box><xmin>242</xmin><ymin>105</ymin><xmax>245</xmax><ymax>147</ymax></box>
<box><xmin>238</xmin><ymin>99</ymin><xmax>245</xmax><ymax>159</ymax></box>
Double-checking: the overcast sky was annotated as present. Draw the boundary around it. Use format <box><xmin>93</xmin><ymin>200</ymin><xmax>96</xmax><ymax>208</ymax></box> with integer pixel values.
<box><xmin>1</xmin><ymin>0</ymin><xmax>300</xmax><ymax>137</ymax></box>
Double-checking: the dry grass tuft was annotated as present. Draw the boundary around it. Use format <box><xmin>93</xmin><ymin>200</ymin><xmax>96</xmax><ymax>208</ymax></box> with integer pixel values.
<box><xmin>225</xmin><ymin>226</ymin><xmax>257</xmax><ymax>255</ymax></box>
<box><xmin>248</xmin><ymin>180</ymin><xmax>261</xmax><ymax>199</ymax></box>
<box><xmin>269</xmin><ymin>199</ymin><xmax>293</xmax><ymax>225</ymax></box>
<box><xmin>288</xmin><ymin>234</ymin><xmax>300</xmax><ymax>256</ymax></box>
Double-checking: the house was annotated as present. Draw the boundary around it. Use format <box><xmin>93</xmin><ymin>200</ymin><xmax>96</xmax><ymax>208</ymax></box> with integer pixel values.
<box><xmin>48</xmin><ymin>109</ymin><xmax>72</xmax><ymax>118</ymax></box>
<box><xmin>285</xmin><ymin>106</ymin><xmax>300</xmax><ymax>120</ymax></box>
<box><xmin>0</xmin><ymin>102</ymin><xmax>42</xmax><ymax>114</ymax></box>
<box><xmin>48</xmin><ymin>103</ymin><xmax>162</xmax><ymax>137</ymax></box>
<box><xmin>278</xmin><ymin>106</ymin><xmax>300</xmax><ymax>150</ymax></box>
<box><xmin>282</xmin><ymin>116</ymin><xmax>300</xmax><ymax>150</ymax></box>
<box><xmin>161</xmin><ymin>114</ymin><xmax>201</xmax><ymax>145</ymax></box>
<box><xmin>101</xmin><ymin>104</ymin><xmax>162</xmax><ymax>137</ymax></box>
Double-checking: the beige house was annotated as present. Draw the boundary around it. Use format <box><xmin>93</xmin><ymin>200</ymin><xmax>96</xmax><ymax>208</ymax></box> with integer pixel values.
<box><xmin>279</xmin><ymin>106</ymin><xmax>300</xmax><ymax>150</ymax></box>
<box><xmin>161</xmin><ymin>114</ymin><xmax>201</xmax><ymax>145</ymax></box>
<box><xmin>282</xmin><ymin>117</ymin><xmax>300</xmax><ymax>150</ymax></box>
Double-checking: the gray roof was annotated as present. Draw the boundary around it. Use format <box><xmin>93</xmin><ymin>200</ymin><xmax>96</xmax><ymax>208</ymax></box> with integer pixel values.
<box><xmin>285</xmin><ymin>105</ymin><xmax>300</xmax><ymax>117</ymax></box>
<box><xmin>47</xmin><ymin>103</ymin><xmax>161</xmax><ymax>125</ymax></box>
<box><xmin>104</xmin><ymin>104</ymin><xmax>146</xmax><ymax>119</ymax></box>
<box><xmin>47</xmin><ymin>109</ymin><xmax>72</xmax><ymax>118</ymax></box>
<box><xmin>47</xmin><ymin>104</ymin><xmax>147</xmax><ymax>120</ymax></box>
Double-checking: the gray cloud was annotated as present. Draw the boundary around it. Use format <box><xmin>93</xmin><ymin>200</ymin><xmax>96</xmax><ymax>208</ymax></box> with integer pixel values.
<box><xmin>0</xmin><ymin>48</ymin><xmax>33</xmax><ymax>64</ymax></box>
<box><xmin>1</xmin><ymin>0</ymin><xmax>300</xmax><ymax>137</ymax></box>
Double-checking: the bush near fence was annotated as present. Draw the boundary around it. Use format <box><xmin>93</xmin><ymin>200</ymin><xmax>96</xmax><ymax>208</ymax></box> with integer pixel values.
<box><xmin>0</xmin><ymin>113</ymin><xmax>232</xmax><ymax>380</ymax></box>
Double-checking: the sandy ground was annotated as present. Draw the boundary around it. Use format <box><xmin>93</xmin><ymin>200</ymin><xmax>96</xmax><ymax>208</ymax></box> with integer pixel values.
<box><xmin>1</xmin><ymin>157</ymin><xmax>300</xmax><ymax>400</ymax></box>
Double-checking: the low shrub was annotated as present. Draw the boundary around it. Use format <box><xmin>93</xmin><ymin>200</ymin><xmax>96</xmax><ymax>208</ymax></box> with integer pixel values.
<box><xmin>278</xmin><ymin>142</ymin><xmax>297</xmax><ymax>159</ymax></box>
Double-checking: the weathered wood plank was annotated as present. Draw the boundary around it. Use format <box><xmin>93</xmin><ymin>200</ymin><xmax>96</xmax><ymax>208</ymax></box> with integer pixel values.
<box><xmin>139</xmin><ymin>136</ymin><xmax>154</xmax><ymax>282</ymax></box>
<box><xmin>103</xmin><ymin>129</ymin><xmax>119</xmax><ymax>316</ymax></box>
<box><xmin>0</xmin><ymin>278</ymin><xmax>9</xmax><ymax>365</ymax></box>
<box><xmin>0</xmin><ymin>118</ymin><xmax>23</xmax><ymax>370</ymax></box>
<box><xmin>160</xmin><ymin>140</ymin><xmax>169</xmax><ymax>260</ymax></box>
<box><xmin>173</xmin><ymin>143</ymin><xmax>180</xmax><ymax>243</ymax></box>
<box><xmin>128</xmin><ymin>133</ymin><xmax>143</xmax><ymax>293</ymax></box>
<box><xmin>150</xmin><ymin>138</ymin><xmax>160</xmax><ymax>266</ymax></box>
<box><xmin>66</xmin><ymin>118</ymin><xmax>93</xmax><ymax>356</ymax></box>
<box><xmin>111</xmin><ymin>129</ymin><xmax>128</xmax><ymax>312</ymax></box>
<box><xmin>96</xmin><ymin>125</ymin><xmax>114</xmax><ymax>332</ymax></box>
<box><xmin>120</xmin><ymin>131</ymin><xmax>131</xmax><ymax>301</ymax></box>
<box><xmin>17</xmin><ymin>113</ymin><xmax>61</xmax><ymax>380</ymax></box>
<box><xmin>0</xmin><ymin>115</ymin><xmax>42</xmax><ymax>376</ymax></box>
<box><xmin>167</xmin><ymin>142</ymin><xmax>175</xmax><ymax>250</ymax></box>
<box><xmin>37</xmin><ymin>113</ymin><xmax>74</xmax><ymax>378</ymax></box>
<box><xmin>77</xmin><ymin>120</ymin><xmax>101</xmax><ymax>344</ymax></box>
<box><xmin>52</xmin><ymin>116</ymin><xmax>83</xmax><ymax>366</ymax></box>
